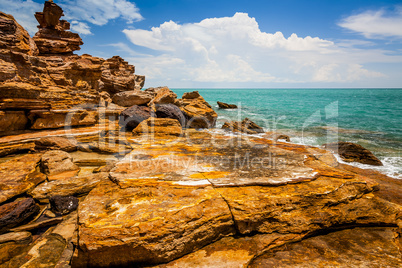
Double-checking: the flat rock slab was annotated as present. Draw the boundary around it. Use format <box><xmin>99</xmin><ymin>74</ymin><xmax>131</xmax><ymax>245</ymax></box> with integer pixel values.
<box><xmin>30</xmin><ymin>172</ymin><xmax>108</xmax><ymax>203</ymax></box>
<box><xmin>1</xmin><ymin>233</ymin><xmax>67</xmax><ymax>268</ymax></box>
<box><xmin>75</xmin><ymin>179</ymin><xmax>235</xmax><ymax>267</ymax></box>
<box><xmin>0</xmin><ymin>154</ymin><xmax>44</xmax><ymax>204</ymax></box>
<box><xmin>248</xmin><ymin>227</ymin><xmax>402</xmax><ymax>267</ymax></box>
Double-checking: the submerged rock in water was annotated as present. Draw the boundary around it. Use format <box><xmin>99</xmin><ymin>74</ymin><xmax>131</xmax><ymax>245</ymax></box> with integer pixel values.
<box><xmin>323</xmin><ymin>142</ymin><xmax>383</xmax><ymax>166</ymax></box>
<box><xmin>217</xmin><ymin>101</ymin><xmax>237</xmax><ymax>109</ymax></box>
<box><xmin>222</xmin><ymin>118</ymin><xmax>264</xmax><ymax>134</ymax></box>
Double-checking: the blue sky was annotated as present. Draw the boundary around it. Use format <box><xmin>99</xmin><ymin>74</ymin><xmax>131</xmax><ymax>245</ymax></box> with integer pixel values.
<box><xmin>1</xmin><ymin>0</ymin><xmax>402</xmax><ymax>88</ymax></box>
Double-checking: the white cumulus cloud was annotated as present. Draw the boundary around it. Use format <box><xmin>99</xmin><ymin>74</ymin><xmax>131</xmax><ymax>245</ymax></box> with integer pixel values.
<box><xmin>338</xmin><ymin>6</ymin><xmax>402</xmax><ymax>38</ymax></box>
<box><xmin>123</xmin><ymin>12</ymin><xmax>394</xmax><ymax>87</ymax></box>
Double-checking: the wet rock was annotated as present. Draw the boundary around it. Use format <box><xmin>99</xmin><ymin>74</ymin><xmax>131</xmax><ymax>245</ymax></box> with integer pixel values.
<box><xmin>248</xmin><ymin>227</ymin><xmax>402</xmax><ymax>268</ymax></box>
<box><xmin>155</xmin><ymin>104</ymin><xmax>186</xmax><ymax>126</ymax></box>
<box><xmin>0</xmin><ymin>232</ymin><xmax>32</xmax><ymax>265</ymax></box>
<box><xmin>119</xmin><ymin>105</ymin><xmax>152</xmax><ymax>131</ymax></box>
<box><xmin>0</xmin><ymin>198</ymin><xmax>39</xmax><ymax>234</ymax></box>
<box><xmin>1</xmin><ymin>233</ymin><xmax>67</xmax><ymax>268</ymax></box>
<box><xmin>132</xmin><ymin>118</ymin><xmax>183</xmax><ymax>137</ymax></box>
<box><xmin>30</xmin><ymin>172</ymin><xmax>109</xmax><ymax>203</ymax></box>
<box><xmin>323</xmin><ymin>142</ymin><xmax>383</xmax><ymax>166</ymax></box>
<box><xmin>217</xmin><ymin>101</ymin><xmax>237</xmax><ymax>109</ymax></box>
<box><xmin>49</xmin><ymin>196</ymin><xmax>79</xmax><ymax>215</ymax></box>
<box><xmin>0</xmin><ymin>154</ymin><xmax>45</xmax><ymax>204</ymax></box>
<box><xmin>112</xmin><ymin>90</ymin><xmax>153</xmax><ymax>107</ymax></box>
<box><xmin>34</xmin><ymin>136</ymin><xmax>78</xmax><ymax>152</ymax></box>
<box><xmin>222</xmin><ymin>121</ymin><xmax>257</xmax><ymax>134</ymax></box>
<box><xmin>40</xmin><ymin>150</ymin><xmax>79</xmax><ymax>176</ymax></box>
<box><xmin>148</xmin><ymin>86</ymin><xmax>177</xmax><ymax>106</ymax></box>
<box><xmin>222</xmin><ymin>118</ymin><xmax>264</xmax><ymax>134</ymax></box>
<box><xmin>275</xmin><ymin>134</ymin><xmax>290</xmax><ymax>142</ymax></box>
<box><xmin>241</xmin><ymin>118</ymin><xmax>264</xmax><ymax>133</ymax></box>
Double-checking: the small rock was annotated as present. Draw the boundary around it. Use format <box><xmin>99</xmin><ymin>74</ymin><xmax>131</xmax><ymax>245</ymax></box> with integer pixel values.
<box><xmin>217</xmin><ymin>101</ymin><xmax>237</xmax><ymax>109</ymax></box>
<box><xmin>119</xmin><ymin>105</ymin><xmax>153</xmax><ymax>131</ymax></box>
<box><xmin>222</xmin><ymin>118</ymin><xmax>264</xmax><ymax>134</ymax></box>
<box><xmin>323</xmin><ymin>142</ymin><xmax>383</xmax><ymax>166</ymax></box>
<box><xmin>44</xmin><ymin>210</ymin><xmax>56</xmax><ymax>218</ymax></box>
<box><xmin>0</xmin><ymin>198</ymin><xmax>40</xmax><ymax>234</ymax></box>
<box><xmin>275</xmin><ymin>134</ymin><xmax>290</xmax><ymax>142</ymax></box>
<box><xmin>35</xmin><ymin>137</ymin><xmax>78</xmax><ymax>152</ymax></box>
<box><xmin>155</xmin><ymin>104</ymin><xmax>186</xmax><ymax>126</ymax></box>
<box><xmin>40</xmin><ymin>150</ymin><xmax>79</xmax><ymax>175</ymax></box>
<box><xmin>49</xmin><ymin>196</ymin><xmax>79</xmax><ymax>215</ymax></box>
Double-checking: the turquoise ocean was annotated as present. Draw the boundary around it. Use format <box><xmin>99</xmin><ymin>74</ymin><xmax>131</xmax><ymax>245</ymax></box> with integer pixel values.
<box><xmin>173</xmin><ymin>88</ymin><xmax>402</xmax><ymax>179</ymax></box>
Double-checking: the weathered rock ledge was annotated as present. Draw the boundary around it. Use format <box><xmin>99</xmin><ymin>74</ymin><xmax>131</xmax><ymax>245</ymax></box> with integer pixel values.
<box><xmin>0</xmin><ymin>2</ymin><xmax>401</xmax><ymax>268</ymax></box>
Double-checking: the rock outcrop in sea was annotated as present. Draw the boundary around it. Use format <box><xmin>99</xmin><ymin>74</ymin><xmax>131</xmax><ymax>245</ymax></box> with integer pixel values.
<box><xmin>0</xmin><ymin>2</ymin><xmax>401</xmax><ymax>267</ymax></box>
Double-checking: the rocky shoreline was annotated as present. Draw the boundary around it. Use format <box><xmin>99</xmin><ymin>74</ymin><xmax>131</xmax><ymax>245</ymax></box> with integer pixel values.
<box><xmin>0</xmin><ymin>2</ymin><xmax>401</xmax><ymax>267</ymax></box>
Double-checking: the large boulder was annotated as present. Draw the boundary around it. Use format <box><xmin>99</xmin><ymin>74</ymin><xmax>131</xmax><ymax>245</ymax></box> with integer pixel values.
<box><xmin>179</xmin><ymin>93</ymin><xmax>217</xmax><ymax>128</ymax></box>
<box><xmin>323</xmin><ymin>142</ymin><xmax>383</xmax><ymax>166</ymax></box>
<box><xmin>155</xmin><ymin>104</ymin><xmax>186</xmax><ymax>126</ymax></box>
<box><xmin>119</xmin><ymin>105</ymin><xmax>152</xmax><ymax>131</ymax></box>
<box><xmin>148</xmin><ymin>87</ymin><xmax>177</xmax><ymax>106</ymax></box>
<box><xmin>132</xmin><ymin>118</ymin><xmax>183</xmax><ymax>137</ymax></box>
<box><xmin>0</xmin><ymin>198</ymin><xmax>39</xmax><ymax>234</ymax></box>
<box><xmin>112</xmin><ymin>91</ymin><xmax>153</xmax><ymax>107</ymax></box>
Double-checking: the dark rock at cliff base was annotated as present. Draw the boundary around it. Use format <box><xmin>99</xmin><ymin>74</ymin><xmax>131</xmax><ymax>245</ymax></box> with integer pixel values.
<box><xmin>49</xmin><ymin>195</ymin><xmax>79</xmax><ymax>215</ymax></box>
<box><xmin>323</xmin><ymin>142</ymin><xmax>383</xmax><ymax>166</ymax></box>
<box><xmin>155</xmin><ymin>104</ymin><xmax>186</xmax><ymax>127</ymax></box>
<box><xmin>119</xmin><ymin>105</ymin><xmax>153</xmax><ymax>131</ymax></box>
<box><xmin>217</xmin><ymin>101</ymin><xmax>237</xmax><ymax>109</ymax></box>
<box><xmin>0</xmin><ymin>198</ymin><xmax>39</xmax><ymax>234</ymax></box>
